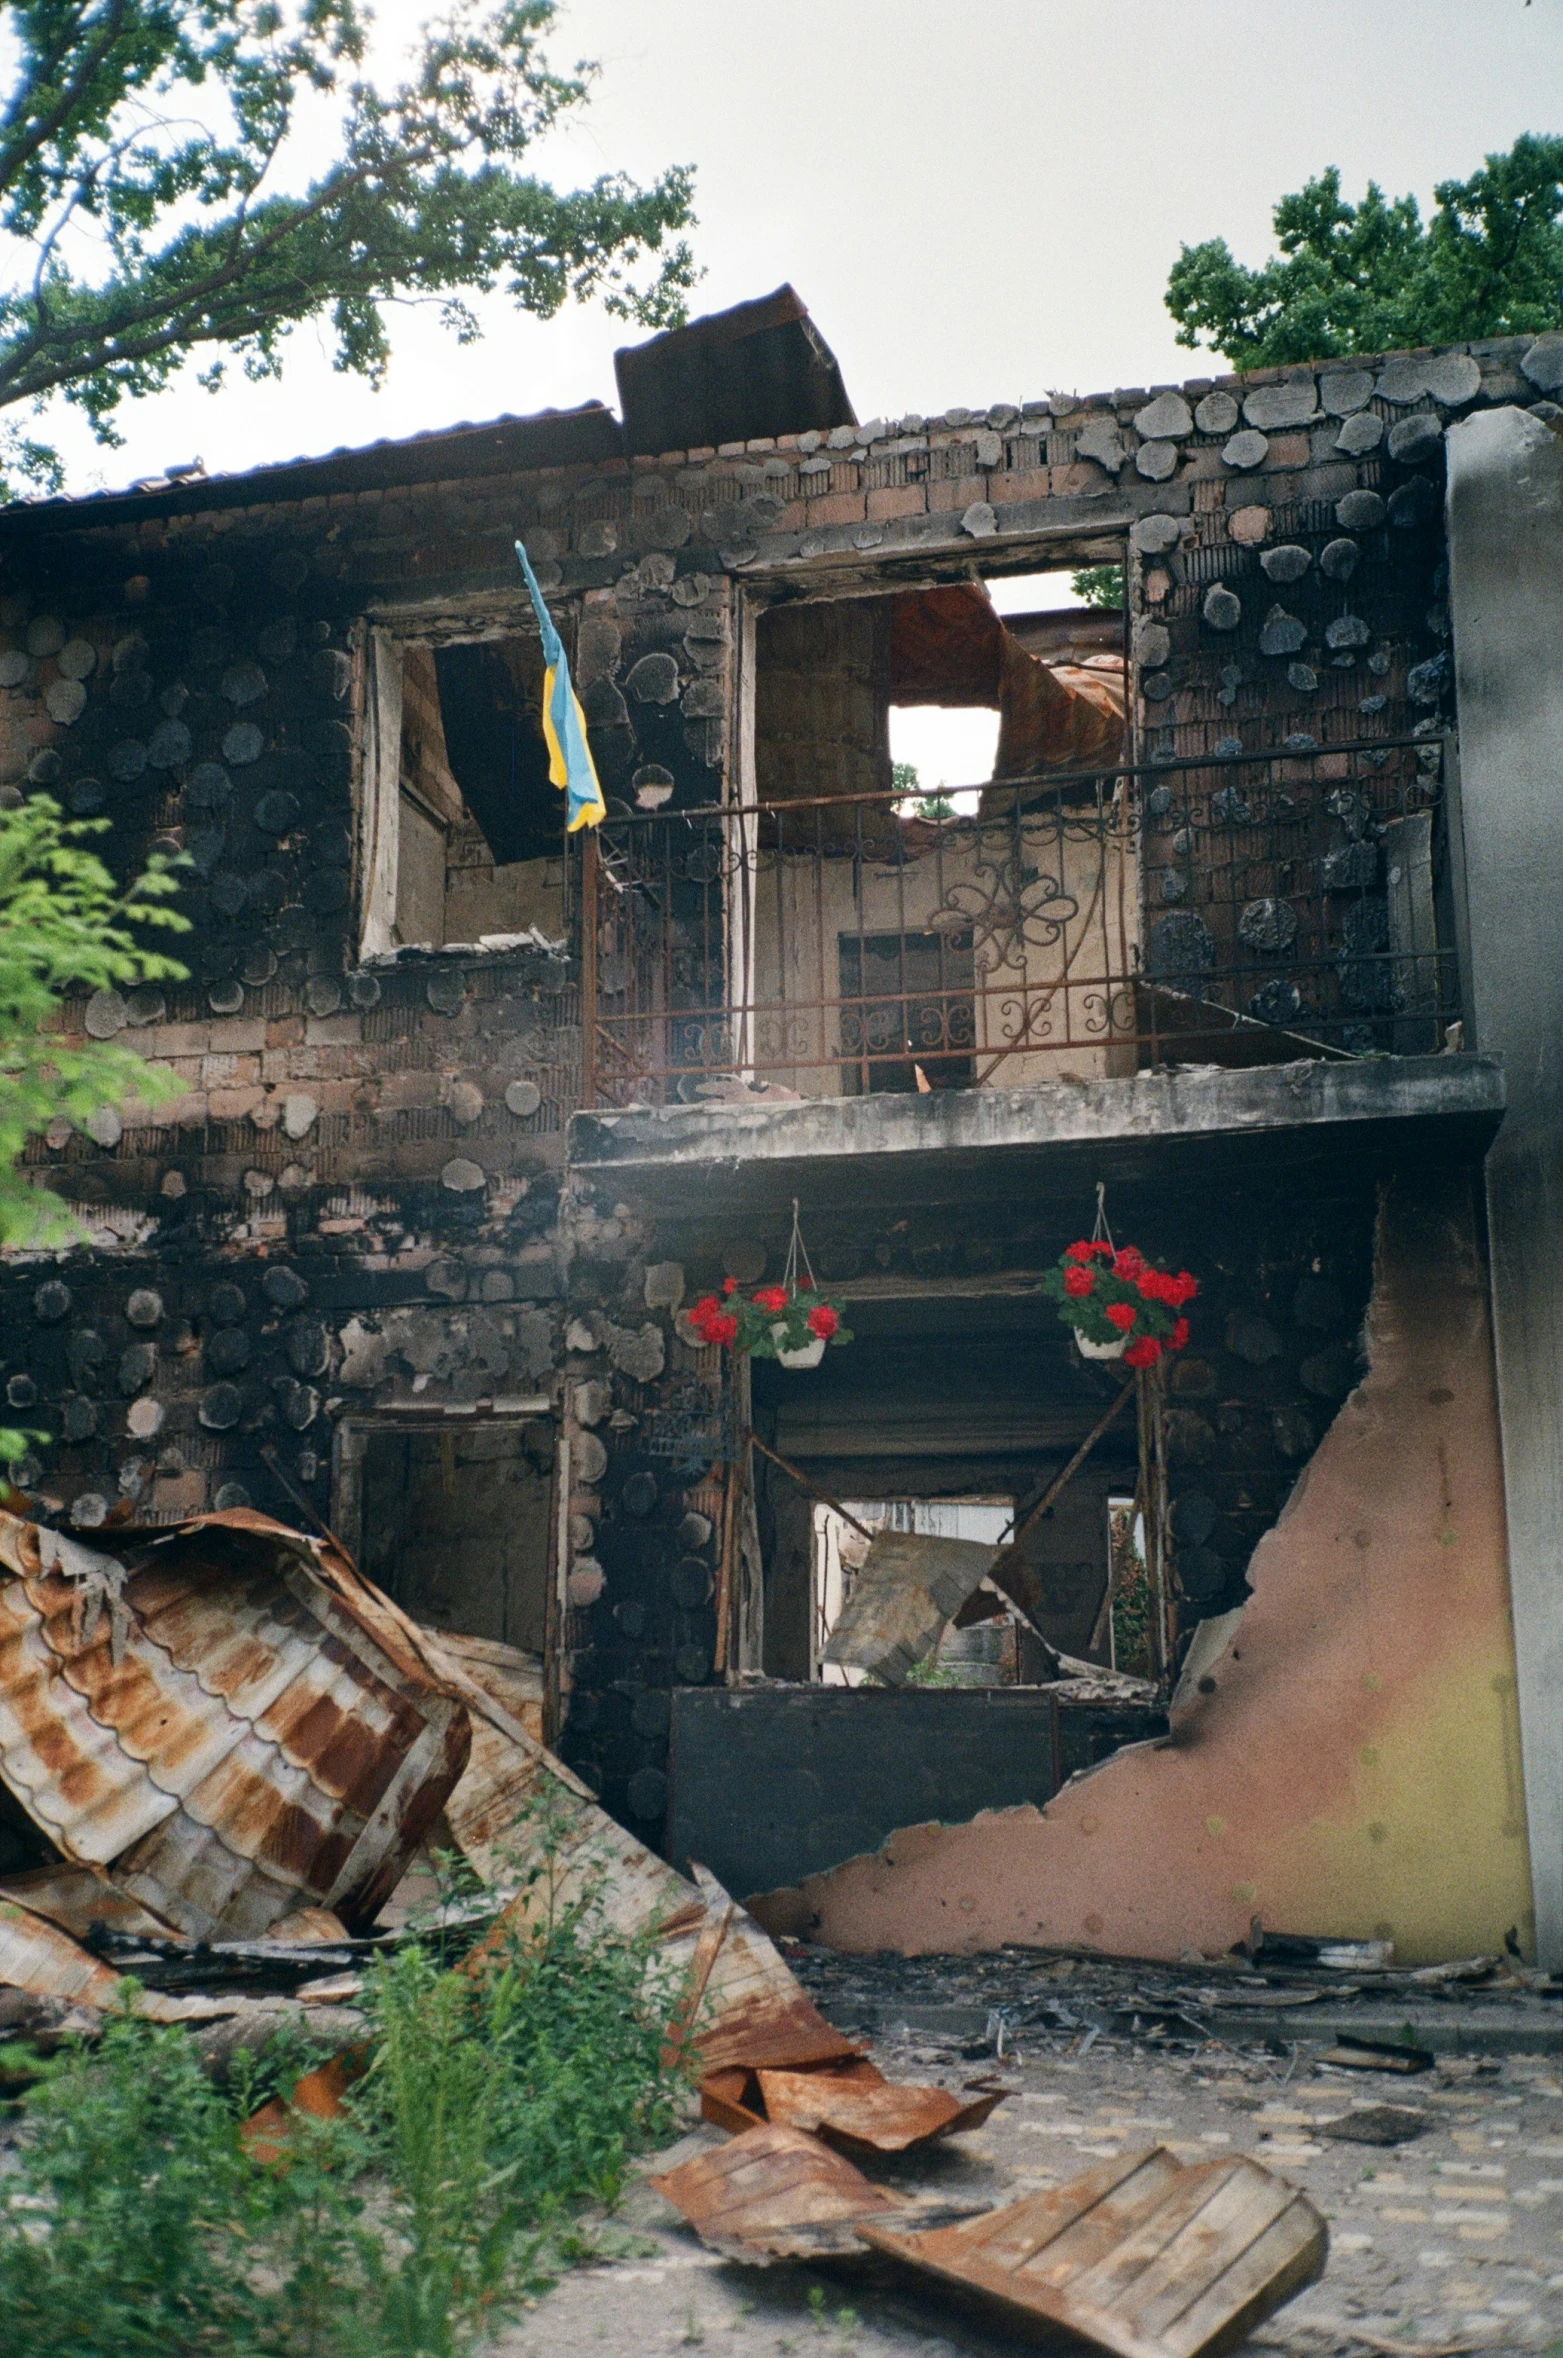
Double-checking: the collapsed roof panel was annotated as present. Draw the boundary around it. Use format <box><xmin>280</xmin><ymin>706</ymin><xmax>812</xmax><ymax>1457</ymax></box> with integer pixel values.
<box><xmin>0</xmin><ymin>1509</ymin><xmax>471</xmax><ymax>1940</ymax></box>
<box><xmin>616</xmin><ymin>285</ymin><xmax>855</xmax><ymax>458</ymax></box>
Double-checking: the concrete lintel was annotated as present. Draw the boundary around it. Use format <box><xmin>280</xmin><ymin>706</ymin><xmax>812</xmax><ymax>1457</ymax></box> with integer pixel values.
<box><xmin>569</xmin><ymin>1055</ymin><xmax>1504</xmax><ymax>1214</ymax></box>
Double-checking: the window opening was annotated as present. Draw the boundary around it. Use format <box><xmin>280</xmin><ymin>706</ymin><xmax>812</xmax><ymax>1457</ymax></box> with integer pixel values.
<box><xmin>812</xmin><ymin>1496</ymin><xmax>1012</xmax><ymax>1684</ymax></box>
<box><xmin>838</xmin><ymin>926</ymin><xmax>975</xmax><ymax>1093</ymax></box>
<box><xmin>887</xmin><ymin>562</ymin><xmax>1125</xmax><ymax>817</ymax></box>
<box><xmin>379</xmin><ymin>632</ymin><xmax>568</xmax><ymax>955</ymax></box>
<box><xmin>353</xmin><ymin>1418</ymin><xmax>556</xmax><ymax>1655</ymax></box>
<box><xmin>1107</xmin><ymin>1492</ymin><xmax>1152</xmax><ymax>1676</ymax></box>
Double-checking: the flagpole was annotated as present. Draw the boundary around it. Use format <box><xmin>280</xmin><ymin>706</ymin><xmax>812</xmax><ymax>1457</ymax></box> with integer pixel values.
<box><xmin>580</xmin><ymin>828</ymin><xmax>600</xmax><ymax>1108</ymax></box>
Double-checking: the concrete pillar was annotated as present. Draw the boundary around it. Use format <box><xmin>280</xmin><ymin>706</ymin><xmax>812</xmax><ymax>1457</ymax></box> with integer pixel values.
<box><xmin>1445</xmin><ymin>405</ymin><xmax>1563</xmax><ymax>1968</ymax></box>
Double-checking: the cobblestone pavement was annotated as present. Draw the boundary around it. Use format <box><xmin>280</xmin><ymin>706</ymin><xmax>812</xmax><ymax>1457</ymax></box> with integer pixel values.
<box><xmin>495</xmin><ymin>1952</ymin><xmax>1563</xmax><ymax>2358</ymax></box>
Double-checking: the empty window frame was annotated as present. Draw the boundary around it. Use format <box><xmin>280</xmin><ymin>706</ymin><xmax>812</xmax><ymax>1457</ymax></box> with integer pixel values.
<box><xmin>360</xmin><ymin>629</ymin><xmax>568</xmax><ymax>957</ymax></box>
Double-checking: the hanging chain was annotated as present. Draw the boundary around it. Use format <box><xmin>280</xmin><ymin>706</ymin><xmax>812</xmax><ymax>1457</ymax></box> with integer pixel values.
<box><xmin>1090</xmin><ymin>1178</ymin><xmax>1115</xmax><ymax>1256</ymax></box>
<box><xmin>783</xmin><ymin>1196</ymin><xmax>817</xmax><ymax>1301</ymax></box>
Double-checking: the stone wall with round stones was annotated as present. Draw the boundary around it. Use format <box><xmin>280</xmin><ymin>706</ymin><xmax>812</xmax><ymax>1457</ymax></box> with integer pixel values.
<box><xmin>0</xmin><ymin>324</ymin><xmax>1545</xmax><ymax>1768</ymax></box>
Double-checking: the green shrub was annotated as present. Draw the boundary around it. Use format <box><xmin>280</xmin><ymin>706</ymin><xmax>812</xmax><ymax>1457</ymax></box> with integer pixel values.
<box><xmin>0</xmin><ymin>1888</ymin><xmax>690</xmax><ymax>2358</ymax></box>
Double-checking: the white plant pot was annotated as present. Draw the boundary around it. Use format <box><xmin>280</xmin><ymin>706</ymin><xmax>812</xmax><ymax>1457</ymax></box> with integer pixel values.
<box><xmin>771</xmin><ymin>1322</ymin><xmax>826</xmax><ymax>1370</ymax></box>
<box><xmin>1076</xmin><ymin>1329</ymin><xmax>1129</xmax><ymax>1361</ymax></box>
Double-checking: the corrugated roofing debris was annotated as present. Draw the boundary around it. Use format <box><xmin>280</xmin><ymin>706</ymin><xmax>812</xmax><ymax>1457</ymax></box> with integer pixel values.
<box><xmin>420</xmin><ymin>1617</ymin><xmax>862</xmax><ymax>2074</ymax></box>
<box><xmin>0</xmin><ymin>1894</ymin><xmax>230</xmax><ymax>2024</ymax></box>
<box><xmin>0</xmin><ymin>1507</ymin><xmax>471</xmax><ymax>1942</ymax></box>
<box><xmin>700</xmin><ymin>2054</ymin><xmax>1006</xmax><ymax>2154</ymax></box>
<box><xmin>649</xmin><ymin>2120</ymin><xmax>909</xmax><ymax>2261</ymax></box>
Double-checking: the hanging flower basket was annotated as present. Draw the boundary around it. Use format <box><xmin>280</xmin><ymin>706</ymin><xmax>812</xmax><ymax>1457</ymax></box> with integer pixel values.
<box><xmin>686</xmin><ymin>1201</ymin><xmax>853</xmax><ymax>1368</ymax></box>
<box><xmin>687</xmin><ymin>1283</ymin><xmax>852</xmax><ymax>1365</ymax></box>
<box><xmin>1043</xmin><ymin>1237</ymin><xmax>1198</xmax><ymax>1370</ymax></box>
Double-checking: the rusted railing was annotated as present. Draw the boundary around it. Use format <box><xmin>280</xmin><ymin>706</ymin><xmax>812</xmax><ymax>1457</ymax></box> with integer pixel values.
<box><xmin>579</xmin><ymin>737</ymin><xmax>1460</xmax><ymax>1107</ymax></box>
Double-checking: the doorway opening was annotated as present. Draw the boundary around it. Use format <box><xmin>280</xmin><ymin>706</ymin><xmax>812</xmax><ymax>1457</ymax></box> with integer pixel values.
<box><xmin>334</xmin><ymin>1413</ymin><xmax>558</xmax><ymax>1736</ymax></box>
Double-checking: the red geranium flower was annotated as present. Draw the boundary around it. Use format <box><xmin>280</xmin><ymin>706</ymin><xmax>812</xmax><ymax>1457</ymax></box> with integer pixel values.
<box><xmin>1065</xmin><ymin>1240</ymin><xmax>1094</xmax><ymax>1262</ymax></box>
<box><xmin>807</xmin><ymin>1304</ymin><xmax>839</xmax><ymax>1340</ymax></box>
<box><xmin>722</xmin><ymin>1275</ymin><xmax>740</xmax><ymax>1295</ymax></box>
<box><xmin>1105</xmin><ymin>1301</ymin><xmax>1137</xmax><ymax>1332</ymax></box>
<box><xmin>1112</xmin><ymin>1247</ymin><xmax>1144</xmax><ymax>1278</ymax></box>
<box><xmin>708</xmin><ymin>1313</ymin><xmax>739</xmax><ymax>1347</ymax></box>
<box><xmin>1063</xmin><ymin>1266</ymin><xmax>1095</xmax><ymax>1298</ymax></box>
<box><xmin>752</xmin><ymin>1285</ymin><xmax>789</xmax><ymax>1312</ymax></box>
<box><xmin>1124</xmin><ymin>1335</ymin><xmax>1162</xmax><ymax>1368</ymax></box>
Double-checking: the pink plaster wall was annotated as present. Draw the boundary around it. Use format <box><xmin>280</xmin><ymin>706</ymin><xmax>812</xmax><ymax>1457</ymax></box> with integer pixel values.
<box><xmin>761</xmin><ymin>1173</ymin><xmax>1536</xmax><ymax>1967</ymax></box>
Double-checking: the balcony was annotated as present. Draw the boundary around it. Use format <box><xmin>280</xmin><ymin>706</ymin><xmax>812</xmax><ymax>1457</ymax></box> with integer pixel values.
<box><xmin>582</xmin><ymin>738</ymin><xmax>1462</xmax><ymax>1102</ymax></box>
<box><xmin>569</xmin><ymin>737</ymin><xmax>1501</xmax><ymax>1216</ymax></box>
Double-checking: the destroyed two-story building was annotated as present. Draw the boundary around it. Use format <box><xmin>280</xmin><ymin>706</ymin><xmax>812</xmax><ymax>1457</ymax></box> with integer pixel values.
<box><xmin>1</xmin><ymin>287</ymin><xmax>1559</xmax><ymax>1973</ymax></box>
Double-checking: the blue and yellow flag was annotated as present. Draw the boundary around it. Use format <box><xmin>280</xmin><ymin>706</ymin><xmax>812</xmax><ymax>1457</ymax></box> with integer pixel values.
<box><xmin>514</xmin><ymin>539</ymin><xmax>606</xmax><ymax>834</ymax></box>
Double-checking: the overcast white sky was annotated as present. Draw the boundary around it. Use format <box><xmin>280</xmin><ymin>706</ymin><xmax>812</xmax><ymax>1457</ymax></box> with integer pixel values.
<box><xmin>29</xmin><ymin>0</ymin><xmax>1563</xmax><ymax>501</ymax></box>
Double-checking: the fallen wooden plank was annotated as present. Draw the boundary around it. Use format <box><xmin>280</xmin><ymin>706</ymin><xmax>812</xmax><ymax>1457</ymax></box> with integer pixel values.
<box><xmin>857</xmin><ymin>2144</ymin><xmax>1326</xmax><ymax>2358</ymax></box>
<box><xmin>649</xmin><ymin>2121</ymin><xmax>908</xmax><ymax>2260</ymax></box>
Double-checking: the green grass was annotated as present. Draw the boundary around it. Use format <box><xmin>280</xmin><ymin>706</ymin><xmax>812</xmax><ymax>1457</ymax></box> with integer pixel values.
<box><xmin>0</xmin><ymin>1873</ymin><xmax>690</xmax><ymax>2358</ymax></box>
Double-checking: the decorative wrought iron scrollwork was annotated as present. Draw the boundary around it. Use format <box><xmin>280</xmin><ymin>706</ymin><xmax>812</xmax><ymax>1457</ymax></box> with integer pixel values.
<box><xmin>927</xmin><ymin>825</ymin><xmax>1081</xmax><ymax>971</ymax></box>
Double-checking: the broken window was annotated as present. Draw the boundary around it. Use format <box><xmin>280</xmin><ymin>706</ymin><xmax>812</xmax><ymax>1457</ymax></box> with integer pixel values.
<box><xmin>360</xmin><ymin>629</ymin><xmax>568</xmax><ymax>957</ymax></box>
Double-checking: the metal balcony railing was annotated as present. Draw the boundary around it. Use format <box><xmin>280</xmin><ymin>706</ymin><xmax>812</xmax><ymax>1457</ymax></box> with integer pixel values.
<box><xmin>577</xmin><ymin>737</ymin><xmax>1460</xmax><ymax>1108</ymax></box>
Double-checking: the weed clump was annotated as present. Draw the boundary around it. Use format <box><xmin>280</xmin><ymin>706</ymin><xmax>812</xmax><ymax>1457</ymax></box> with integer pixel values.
<box><xmin>0</xmin><ymin>1866</ymin><xmax>689</xmax><ymax>2358</ymax></box>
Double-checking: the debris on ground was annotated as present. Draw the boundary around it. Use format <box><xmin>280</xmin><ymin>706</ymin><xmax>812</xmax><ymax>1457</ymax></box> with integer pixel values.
<box><xmin>699</xmin><ymin>2053</ymin><xmax>1006</xmax><ymax>2152</ymax></box>
<box><xmin>650</xmin><ymin>2119</ymin><xmax>910</xmax><ymax>2259</ymax></box>
<box><xmin>0</xmin><ymin>1895</ymin><xmax>230</xmax><ymax>2026</ymax></box>
<box><xmin>1315</xmin><ymin>2104</ymin><xmax>1431</xmax><ymax>2147</ymax></box>
<box><xmin>858</xmin><ymin>2144</ymin><xmax>1327</xmax><ymax>2358</ymax></box>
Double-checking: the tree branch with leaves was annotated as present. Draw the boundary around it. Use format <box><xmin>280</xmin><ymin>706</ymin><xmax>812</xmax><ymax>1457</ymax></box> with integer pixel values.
<box><xmin>1166</xmin><ymin>135</ymin><xmax>1563</xmax><ymax>368</ymax></box>
<box><xmin>0</xmin><ymin>1</ymin><xmax>698</xmax><ymax>493</ymax></box>
<box><xmin>0</xmin><ymin>796</ymin><xmax>189</xmax><ymax>1459</ymax></box>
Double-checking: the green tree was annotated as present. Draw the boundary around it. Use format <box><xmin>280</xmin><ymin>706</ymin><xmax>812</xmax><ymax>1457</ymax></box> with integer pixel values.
<box><xmin>1166</xmin><ymin>135</ymin><xmax>1563</xmax><ymax>367</ymax></box>
<box><xmin>0</xmin><ymin>1</ymin><xmax>696</xmax><ymax>493</ymax></box>
<box><xmin>0</xmin><ymin>798</ymin><xmax>187</xmax><ymax>1455</ymax></box>
<box><xmin>1070</xmin><ymin>564</ymin><xmax>1122</xmax><ymax>609</ymax></box>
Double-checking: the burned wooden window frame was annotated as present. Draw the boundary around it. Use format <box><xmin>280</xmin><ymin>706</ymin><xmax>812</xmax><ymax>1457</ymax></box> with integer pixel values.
<box><xmin>354</xmin><ymin>595</ymin><xmax>578</xmax><ymax>966</ymax></box>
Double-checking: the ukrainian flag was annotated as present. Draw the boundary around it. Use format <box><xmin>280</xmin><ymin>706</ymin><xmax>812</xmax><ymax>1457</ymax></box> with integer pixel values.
<box><xmin>514</xmin><ymin>539</ymin><xmax>606</xmax><ymax>834</ymax></box>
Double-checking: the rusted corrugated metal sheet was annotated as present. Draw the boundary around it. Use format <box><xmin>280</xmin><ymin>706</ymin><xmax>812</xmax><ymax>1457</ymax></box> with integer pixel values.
<box><xmin>649</xmin><ymin>2122</ymin><xmax>907</xmax><ymax>2261</ymax></box>
<box><xmin>698</xmin><ymin>2057</ymin><xmax>1006</xmax><ymax>2153</ymax></box>
<box><xmin>0</xmin><ymin>1896</ymin><xmax>230</xmax><ymax>2022</ymax></box>
<box><xmin>857</xmin><ymin>2147</ymin><xmax>1328</xmax><ymax>2358</ymax></box>
<box><xmin>751</xmin><ymin>2063</ymin><xmax>1005</xmax><ymax>2154</ymax></box>
<box><xmin>0</xmin><ymin>1509</ymin><xmax>470</xmax><ymax>1939</ymax></box>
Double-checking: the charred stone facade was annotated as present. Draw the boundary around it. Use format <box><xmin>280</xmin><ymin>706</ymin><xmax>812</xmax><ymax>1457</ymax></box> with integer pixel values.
<box><xmin>0</xmin><ymin>318</ymin><xmax>1553</xmax><ymax>1873</ymax></box>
